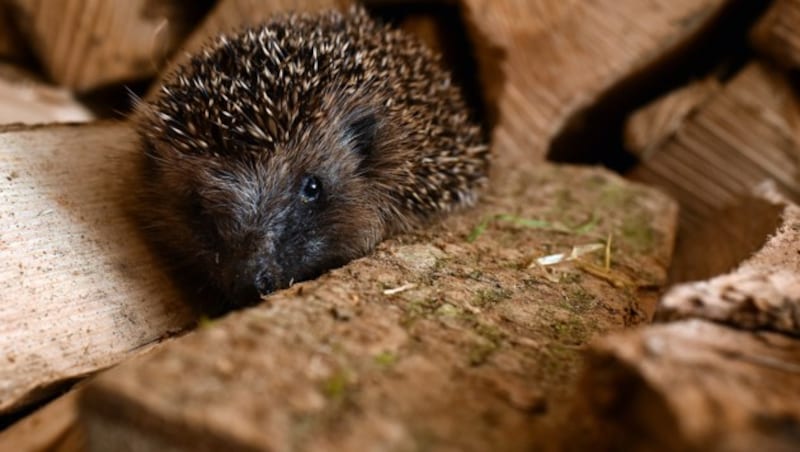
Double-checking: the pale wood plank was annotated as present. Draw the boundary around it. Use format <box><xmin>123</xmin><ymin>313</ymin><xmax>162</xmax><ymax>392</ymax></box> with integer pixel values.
<box><xmin>6</xmin><ymin>0</ymin><xmax>200</xmax><ymax>91</ymax></box>
<box><xmin>0</xmin><ymin>122</ymin><xmax>195</xmax><ymax>414</ymax></box>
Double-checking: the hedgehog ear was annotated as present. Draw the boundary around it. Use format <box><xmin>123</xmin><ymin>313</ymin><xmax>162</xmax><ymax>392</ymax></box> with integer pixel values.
<box><xmin>343</xmin><ymin>109</ymin><xmax>378</xmax><ymax>159</ymax></box>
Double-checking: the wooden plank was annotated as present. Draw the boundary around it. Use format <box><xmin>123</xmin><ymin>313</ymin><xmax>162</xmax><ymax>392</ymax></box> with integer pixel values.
<box><xmin>628</xmin><ymin>62</ymin><xmax>800</xmax><ymax>226</ymax></box>
<box><xmin>459</xmin><ymin>0</ymin><xmax>733</xmax><ymax>171</ymax></box>
<box><xmin>751</xmin><ymin>0</ymin><xmax>800</xmax><ymax>71</ymax></box>
<box><xmin>0</xmin><ymin>64</ymin><xmax>93</xmax><ymax>125</ymax></box>
<box><xmin>5</xmin><ymin>0</ymin><xmax>202</xmax><ymax>91</ymax></box>
<box><xmin>79</xmin><ymin>165</ymin><xmax>677</xmax><ymax>451</ymax></box>
<box><xmin>0</xmin><ymin>122</ymin><xmax>196</xmax><ymax>415</ymax></box>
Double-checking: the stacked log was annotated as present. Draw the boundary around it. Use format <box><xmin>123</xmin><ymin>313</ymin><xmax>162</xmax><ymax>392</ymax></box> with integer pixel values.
<box><xmin>0</xmin><ymin>1</ymin><xmax>799</xmax><ymax>451</ymax></box>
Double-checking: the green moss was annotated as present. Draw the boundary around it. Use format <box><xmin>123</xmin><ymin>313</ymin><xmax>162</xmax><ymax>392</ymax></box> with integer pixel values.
<box><xmin>475</xmin><ymin>322</ymin><xmax>506</xmax><ymax>344</ymax></box>
<box><xmin>197</xmin><ymin>315</ymin><xmax>214</xmax><ymax>328</ymax></box>
<box><xmin>465</xmin><ymin>320</ymin><xmax>507</xmax><ymax>366</ymax></box>
<box><xmin>558</xmin><ymin>272</ymin><xmax>582</xmax><ymax>285</ymax></box>
<box><xmin>468</xmin><ymin>339</ymin><xmax>499</xmax><ymax>366</ymax></box>
<box><xmin>538</xmin><ymin>344</ymin><xmax>583</xmax><ymax>382</ymax></box>
<box><xmin>619</xmin><ymin>213</ymin><xmax>656</xmax><ymax>252</ymax></box>
<box><xmin>561</xmin><ymin>286</ymin><xmax>595</xmax><ymax>314</ymax></box>
<box><xmin>550</xmin><ymin>318</ymin><xmax>590</xmax><ymax>345</ymax></box>
<box><xmin>473</xmin><ymin>287</ymin><xmax>512</xmax><ymax>307</ymax></box>
<box><xmin>322</xmin><ymin>371</ymin><xmax>349</xmax><ymax>400</ymax></box>
<box><xmin>435</xmin><ymin>303</ymin><xmax>462</xmax><ymax>318</ymax></box>
<box><xmin>598</xmin><ymin>183</ymin><xmax>636</xmax><ymax>209</ymax></box>
<box><xmin>401</xmin><ymin>297</ymin><xmax>441</xmax><ymax>327</ymax></box>
<box><xmin>374</xmin><ymin>351</ymin><xmax>397</xmax><ymax>369</ymax></box>
<box><xmin>405</xmin><ymin>298</ymin><xmax>439</xmax><ymax>316</ymax></box>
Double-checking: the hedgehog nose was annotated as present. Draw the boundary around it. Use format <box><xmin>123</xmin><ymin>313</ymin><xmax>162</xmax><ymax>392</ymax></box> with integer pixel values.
<box><xmin>254</xmin><ymin>271</ymin><xmax>275</xmax><ymax>296</ymax></box>
<box><xmin>229</xmin><ymin>269</ymin><xmax>275</xmax><ymax>305</ymax></box>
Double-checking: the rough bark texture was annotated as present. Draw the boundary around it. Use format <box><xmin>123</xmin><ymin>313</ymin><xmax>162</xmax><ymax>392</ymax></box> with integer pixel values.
<box><xmin>582</xmin><ymin>320</ymin><xmax>800</xmax><ymax>452</ymax></box>
<box><xmin>658</xmin><ymin>190</ymin><xmax>800</xmax><ymax>336</ymax></box>
<box><xmin>581</xmin><ymin>189</ymin><xmax>800</xmax><ymax>452</ymax></box>
<box><xmin>628</xmin><ymin>62</ymin><xmax>800</xmax><ymax>226</ymax></box>
<box><xmin>751</xmin><ymin>0</ymin><xmax>800</xmax><ymax>71</ymax></box>
<box><xmin>5</xmin><ymin>0</ymin><xmax>202</xmax><ymax>91</ymax></box>
<box><xmin>459</xmin><ymin>0</ymin><xmax>733</xmax><ymax>171</ymax></box>
<box><xmin>0</xmin><ymin>64</ymin><xmax>93</xmax><ymax>125</ymax></box>
<box><xmin>0</xmin><ymin>123</ymin><xmax>196</xmax><ymax>414</ymax></box>
<box><xmin>79</xmin><ymin>163</ymin><xmax>677</xmax><ymax>452</ymax></box>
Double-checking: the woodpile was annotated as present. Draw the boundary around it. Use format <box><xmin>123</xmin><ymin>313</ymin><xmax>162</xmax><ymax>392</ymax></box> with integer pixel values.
<box><xmin>0</xmin><ymin>1</ymin><xmax>799</xmax><ymax>451</ymax></box>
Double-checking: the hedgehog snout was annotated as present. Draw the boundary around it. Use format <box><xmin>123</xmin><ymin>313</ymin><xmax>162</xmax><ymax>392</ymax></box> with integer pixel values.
<box><xmin>225</xmin><ymin>260</ymin><xmax>278</xmax><ymax>305</ymax></box>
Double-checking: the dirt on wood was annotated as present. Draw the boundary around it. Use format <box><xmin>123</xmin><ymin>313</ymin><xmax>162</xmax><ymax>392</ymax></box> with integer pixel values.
<box><xmin>81</xmin><ymin>163</ymin><xmax>677</xmax><ymax>452</ymax></box>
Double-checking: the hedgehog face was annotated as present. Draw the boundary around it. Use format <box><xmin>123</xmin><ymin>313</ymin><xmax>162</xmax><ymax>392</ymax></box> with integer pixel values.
<box><xmin>135</xmin><ymin>7</ymin><xmax>489</xmax><ymax>309</ymax></box>
<box><xmin>139</xmin><ymin>104</ymin><xmax>387</xmax><ymax>305</ymax></box>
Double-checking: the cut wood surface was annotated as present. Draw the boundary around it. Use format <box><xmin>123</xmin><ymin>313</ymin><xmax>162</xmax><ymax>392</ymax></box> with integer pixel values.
<box><xmin>459</xmin><ymin>0</ymin><xmax>733</xmax><ymax>170</ymax></box>
<box><xmin>0</xmin><ymin>64</ymin><xmax>93</xmax><ymax>125</ymax></box>
<box><xmin>582</xmin><ymin>320</ymin><xmax>800</xmax><ymax>452</ymax></box>
<box><xmin>625</xmin><ymin>77</ymin><xmax>721</xmax><ymax>160</ymax></box>
<box><xmin>668</xmin><ymin>186</ymin><xmax>785</xmax><ymax>283</ymax></box>
<box><xmin>628</xmin><ymin>62</ymin><xmax>800</xmax><ymax>226</ymax></box>
<box><xmin>0</xmin><ymin>122</ymin><xmax>196</xmax><ymax>415</ymax></box>
<box><xmin>751</xmin><ymin>0</ymin><xmax>800</xmax><ymax>71</ymax></box>
<box><xmin>5</xmin><ymin>0</ymin><xmax>201</xmax><ymax>91</ymax></box>
<box><xmin>79</xmin><ymin>163</ymin><xmax>677</xmax><ymax>452</ymax></box>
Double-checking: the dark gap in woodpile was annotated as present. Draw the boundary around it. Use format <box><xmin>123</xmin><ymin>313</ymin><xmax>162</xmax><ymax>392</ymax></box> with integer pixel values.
<box><xmin>546</xmin><ymin>0</ymin><xmax>770</xmax><ymax>172</ymax></box>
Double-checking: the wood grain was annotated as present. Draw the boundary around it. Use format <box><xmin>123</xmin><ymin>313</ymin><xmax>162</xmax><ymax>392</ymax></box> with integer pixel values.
<box><xmin>751</xmin><ymin>0</ymin><xmax>800</xmax><ymax>70</ymax></box>
<box><xmin>6</xmin><ymin>0</ymin><xmax>199</xmax><ymax>91</ymax></box>
<box><xmin>0</xmin><ymin>122</ymin><xmax>195</xmax><ymax>414</ymax></box>
<box><xmin>459</xmin><ymin>0</ymin><xmax>732</xmax><ymax>171</ymax></box>
<box><xmin>625</xmin><ymin>77</ymin><xmax>721</xmax><ymax>160</ymax></box>
<box><xmin>629</xmin><ymin>62</ymin><xmax>800</xmax><ymax>226</ymax></box>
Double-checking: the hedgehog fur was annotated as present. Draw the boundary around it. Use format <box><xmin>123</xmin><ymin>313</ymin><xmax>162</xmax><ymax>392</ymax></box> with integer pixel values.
<box><xmin>136</xmin><ymin>6</ymin><xmax>489</xmax><ymax>305</ymax></box>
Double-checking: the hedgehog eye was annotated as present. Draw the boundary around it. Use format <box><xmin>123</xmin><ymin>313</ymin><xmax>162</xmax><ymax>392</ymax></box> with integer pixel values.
<box><xmin>300</xmin><ymin>174</ymin><xmax>322</xmax><ymax>203</ymax></box>
<box><xmin>345</xmin><ymin>111</ymin><xmax>378</xmax><ymax>157</ymax></box>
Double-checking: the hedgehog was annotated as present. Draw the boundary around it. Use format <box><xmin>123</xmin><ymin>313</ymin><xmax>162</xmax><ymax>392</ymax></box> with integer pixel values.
<box><xmin>135</xmin><ymin>6</ymin><xmax>489</xmax><ymax>307</ymax></box>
